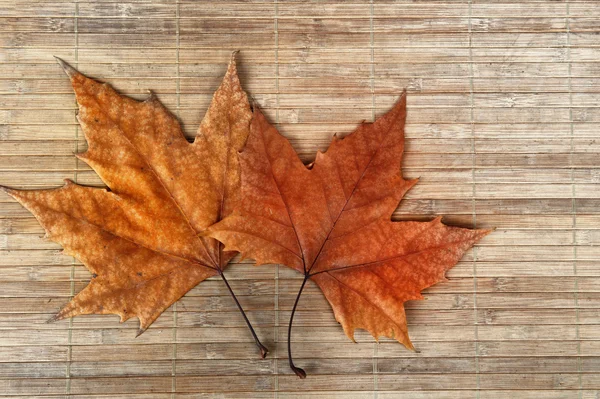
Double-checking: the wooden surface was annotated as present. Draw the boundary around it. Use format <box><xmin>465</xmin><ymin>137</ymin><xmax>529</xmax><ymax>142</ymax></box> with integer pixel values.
<box><xmin>1</xmin><ymin>0</ymin><xmax>599</xmax><ymax>397</ymax></box>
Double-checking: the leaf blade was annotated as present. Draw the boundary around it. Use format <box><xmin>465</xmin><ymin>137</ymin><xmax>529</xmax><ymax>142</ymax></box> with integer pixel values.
<box><xmin>207</xmin><ymin>91</ymin><xmax>491</xmax><ymax>368</ymax></box>
<box><xmin>5</xmin><ymin>55</ymin><xmax>253</xmax><ymax>334</ymax></box>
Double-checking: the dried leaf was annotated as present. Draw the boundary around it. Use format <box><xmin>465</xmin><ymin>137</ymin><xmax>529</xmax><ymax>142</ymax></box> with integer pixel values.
<box><xmin>207</xmin><ymin>91</ymin><xmax>491</xmax><ymax>376</ymax></box>
<box><xmin>3</xmin><ymin>55</ymin><xmax>267</xmax><ymax>356</ymax></box>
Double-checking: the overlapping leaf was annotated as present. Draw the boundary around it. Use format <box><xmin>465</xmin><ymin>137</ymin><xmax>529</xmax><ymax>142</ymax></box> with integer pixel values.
<box><xmin>207</xmin><ymin>92</ymin><xmax>491</xmax><ymax>376</ymax></box>
<box><xmin>3</xmin><ymin>56</ymin><xmax>267</xmax><ymax>355</ymax></box>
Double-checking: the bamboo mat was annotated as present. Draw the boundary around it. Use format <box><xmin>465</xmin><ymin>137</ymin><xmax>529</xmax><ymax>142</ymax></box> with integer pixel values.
<box><xmin>1</xmin><ymin>0</ymin><xmax>600</xmax><ymax>397</ymax></box>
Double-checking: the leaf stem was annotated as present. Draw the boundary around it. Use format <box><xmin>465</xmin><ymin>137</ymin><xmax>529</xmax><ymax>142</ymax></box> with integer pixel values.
<box><xmin>218</xmin><ymin>270</ymin><xmax>268</xmax><ymax>358</ymax></box>
<box><xmin>288</xmin><ymin>275</ymin><xmax>309</xmax><ymax>379</ymax></box>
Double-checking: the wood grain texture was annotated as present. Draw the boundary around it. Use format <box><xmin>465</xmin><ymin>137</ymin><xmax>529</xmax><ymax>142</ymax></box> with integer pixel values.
<box><xmin>0</xmin><ymin>0</ymin><xmax>599</xmax><ymax>397</ymax></box>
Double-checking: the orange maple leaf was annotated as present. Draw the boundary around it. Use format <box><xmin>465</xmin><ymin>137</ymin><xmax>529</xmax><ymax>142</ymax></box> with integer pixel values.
<box><xmin>2</xmin><ymin>54</ymin><xmax>268</xmax><ymax>357</ymax></box>
<box><xmin>207</xmin><ymin>91</ymin><xmax>491</xmax><ymax>377</ymax></box>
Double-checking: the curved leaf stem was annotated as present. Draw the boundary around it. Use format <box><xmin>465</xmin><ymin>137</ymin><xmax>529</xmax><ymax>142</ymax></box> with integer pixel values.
<box><xmin>218</xmin><ymin>269</ymin><xmax>268</xmax><ymax>358</ymax></box>
<box><xmin>288</xmin><ymin>275</ymin><xmax>309</xmax><ymax>378</ymax></box>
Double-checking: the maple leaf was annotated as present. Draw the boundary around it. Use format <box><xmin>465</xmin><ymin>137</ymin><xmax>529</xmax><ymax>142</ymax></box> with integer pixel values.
<box><xmin>206</xmin><ymin>91</ymin><xmax>491</xmax><ymax>377</ymax></box>
<box><xmin>2</xmin><ymin>54</ymin><xmax>268</xmax><ymax>357</ymax></box>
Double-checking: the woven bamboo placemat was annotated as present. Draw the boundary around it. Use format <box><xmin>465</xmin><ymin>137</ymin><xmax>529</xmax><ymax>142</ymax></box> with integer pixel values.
<box><xmin>1</xmin><ymin>0</ymin><xmax>599</xmax><ymax>397</ymax></box>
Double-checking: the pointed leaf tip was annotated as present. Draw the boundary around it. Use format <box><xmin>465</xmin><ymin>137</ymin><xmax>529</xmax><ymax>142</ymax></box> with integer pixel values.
<box><xmin>54</xmin><ymin>57</ymin><xmax>79</xmax><ymax>78</ymax></box>
<box><xmin>227</xmin><ymin>50</ymin><xmax>240</xmax><ymax>74</ymax></box>
<box><xmin>46</xmin><ymin>314</ymin><xmax>62</xmax><ymax>324</ymax></box>
<box><xmin>145</xmin><ymin>90</ymin><xmax>157</xmax><ymax>103</ymax></box>
<box><xmin>1</xmin><ymin>185</ymin><xmax>18</xmax><ymax>200</ymax></box>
